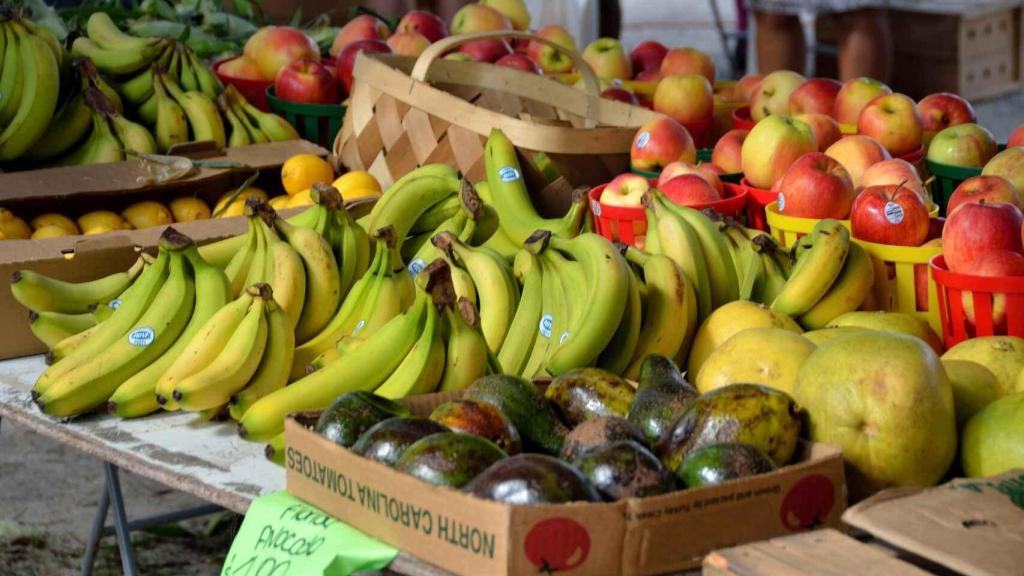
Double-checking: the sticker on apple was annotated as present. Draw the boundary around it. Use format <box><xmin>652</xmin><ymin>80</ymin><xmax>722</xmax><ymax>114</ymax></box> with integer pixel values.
<box><xmin>523</xmin><ymin>517</ymin><xmax>591</xmax><ymax>572</ymax></box>
<box><xmin>884</xmin><ymin>201</ymin><xmax>904</xmax><ymax>224</ymax></box>
<box><xmin>499</xmin><ymin>166</ymin><xmax>521</xmax><ymax>182</ymax></box>
<box><xmin>635</xmin><ymin>131</ymin><xmax>651</xmax><ymax>150</ymax></box>
<box><xmin>127</xmin><ymin>327</ymin><xmax>155</xmax><ymax>347</ymax></box>
<box><xmin>779</xmin><ymin>474</ymin><xmax>836</xmax><ymax>531</ymax></box>
<box><xmin>539</xmin><ymin>315</ymin><xmax>553</xmax><ymax>339</ymax></box>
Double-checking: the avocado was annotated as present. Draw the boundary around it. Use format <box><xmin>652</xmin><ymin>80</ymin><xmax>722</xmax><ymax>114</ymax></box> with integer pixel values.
<box><xmin>395</xmin><ymin>432</ymin><xmax>507</xmax><ymax>488</ymax></box>
<box><xmin>545</xmin><ymin>368</ymin><xmax>636</xmax><ymax>426</ymax></box>
<box><xmin>429</xmin><ymin>399</ymin><xmax>522</xmax><ymax>454</ymax></box>
<box><xmin>351</xmin><ymin>417</ymin><xmax>449</xmax><ymax>466</ymax></box>
<box><xmin>676</xmin><ymin>442</ymin><xmax>777</xmax><ymax>488</ymax></box>
<box><xmin>465</xmin><ymin>374</ymin><xmax>567</xmax><ymax>455</ymax></box>
<box><xmin>560</xmin><ymin>416</ymin><xmax>646</xmax><ymax>462</ymax></box>
<box><xmin>464</xmin><ymin>454</ymin><xmax>601</xmax><ymax>504</ymax></box>
<box><xmin>658</xmin><ymin>384</ymin><xmax>800</xmax><ymax>471</ymax></box>
<box><xmin>575</xmin><ymin>440</ymin><xmax>675</xmax><ymax>500</ymax></box>
<box><xmin>315</xmin><ymin>391</ymin><xmax>411</xmax><ymax>448</ymax></box>
<box><xmin>628</xmin><ymin>354</ymin><xmax>698</xmax><ymax>446</ymax></box>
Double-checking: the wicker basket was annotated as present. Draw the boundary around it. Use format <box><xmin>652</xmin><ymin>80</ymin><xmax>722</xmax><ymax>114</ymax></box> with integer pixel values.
<box><xmin>335</xmin><ymin>31</ymin><xmax>661</xmax><ymax>214</ymax></box>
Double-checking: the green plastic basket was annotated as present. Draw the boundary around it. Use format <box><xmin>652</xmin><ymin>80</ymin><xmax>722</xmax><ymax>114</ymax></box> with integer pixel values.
<box><xmin>266</xmin><ymin>87</ymin><xmax>346</xmax><ymax>149</ymax></box>
<box><xmin>925</xmin><ymin>144</ymin><xmax>1006</xmax><ymax>216</ymax></box>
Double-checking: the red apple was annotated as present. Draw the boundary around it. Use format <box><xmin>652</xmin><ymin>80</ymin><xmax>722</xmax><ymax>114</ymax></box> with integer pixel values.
<box><xmin>583</xmin><ymin>38</ymin><xmax>631</xmax><ymax>80</ymax></box>
<box><xmin>653</xmin><ymin>74</ymin><xmax>713</xmax><ymax>124</ymax></box>
<box><xmin>526</xmin><ymin>25</ymin><xmax>576</xmax><ymax>74</ymax></box>
<box><xmin>630</xmin><ymin>116</ymin><xmax>696</xmax><ymax>171</ymax></box>
<box><xmin>857</xmin><ymin>93</ymin><xmax>923</xmax><ymax>157</ymax></box>
<box><xmin>851</xmin><ymin>183</ymin><xmax>931</xmax><ymax>246</ymax></box>
<box><xmin>917</xmin><ymin>92</ymin><xmax>976</xmax><ymax>133</ymax></box>
<box><xmin>733</xmin><ymin>74</ymin><xmax>763</xmax><ymax>104</ymax></box>
<box><xmin>217</xmin><ymin>56</ymin><xmax>264</xmax><ymax>81</ymax></box>
<box><xmin>1009</xmin><ymin>123</ymin><xmax>1024</xmax><ymax>148</ymax></box>
<box><xmin>943</xmin><ymin>200</ymin><xmax>1024</xmax><ymax>272</ymax></box>
<box><xmin>777</xmin><ymin>152</ymin><xmax>855</xmax><ymax>219</ymax></box>
<box><xmin>751</xmin><ymin>70</ymin><xmax>805</xmax><ymax>121</ymax></box>
<box><xmin>982</xmin><ymin>147</ymin><xmax>1024</xmax><ymax>196</ymax></box>
<box><xmin>662</xmin><ymin>174</ymin><xmax>721</xmax><ymax>206</ymax></box>
<box><xmin>460</xmin><ymin>38</ymin><xmax>513</xmax><ymax>63</ymax></box>
<box><xmin>794</xmin><ymin>113</ymin><xmax>841</xmax><ymax>152</ymax></box>
<box><xmin>711</xmin><ymin>128</ymin><xmax>747</xmax><ymax>174</ymax></box>
<box><xmin>336</xmin><ymin>39</ymin><xmax>392</xmax><ymax>96</ymax></box>
<box><xmin>833</xmin><ymin>77</ymin><xmax>891</xmax><ymax>125</ymax></box>
<box><xmin>600</xmin><ymin>173</ymin><xmax>650</xmax><ymax>207</ymax></box>
<box><xmin>658</xmin><ymin>161</ymin><xmax>723</xmax><ymax>193</ymax></box>
<box><xmin>789</xmin><ymin>78</ymin><xmax>842</xmax><ymax>116</ymax></box>
<box><xmin>397</xmin><ymin>10</ymin><xmax>448</xmax><ymax>43</ymax></box>
<box><xmin>860</xmin><ymin>158</ymin><xmax>929</xmax><ymax>203</ymax></box>
<box><xmin>926</xmin><ymin>123</ymin><xmax>998</xmax><ymax>168</ymax></box>
<box><xmin>330</xmin><ymin>15</ymin><xmax>390</xmax><ymax>57</ymax></box>
<box><xmin>635</xmin><ymin>69</ymin><xmax>662</xmax><ymax>82</ymax></box>
<box><xmin>450</xmin><ymin>4</ymin><xmax>510</xmax><ymax>34</ymax></box>
<box><xmin>274</xmin><ymin>58</ymin><xmax>338</xmax><ymax>104</ymax></box>
<box><xmin>659</xmin><ymin>47</ymin><xmax>715</xmax><ymax>83</ymax></box>
<box><xmin>495</xmin><ymin>53</ymin><xmax>541</xmax><ymax>74</ymax></box>
<box><xmin>825</xmin><ymin>135</ymin><xmax>892</xmax><ymax>188</ymax></box>
<box><xmin>601</xmin><ymin>87</ymin><xmax>638</xmax><ymax>105</ymax></box>
<box><xmin>387</xmin><ymin>31</ymin><xmax>431</xmax><ymax>57</ymax></box>
<box><xmin>244</xmin><ymin>26</ymin><xmax>320</xmax><ymax>81</ymax></box>
<box><xmin>630</xmin><ymin>41</ymin><xmax>668</xmax><ymax>75</ymax></box>
<box><xmin>741</xmin><ymin>115</ymin><xmax>818</xmax><ymax>190</ymax></box>
<box><xmin>948</xmin><ymin>175</ymin><xmax>1023</xmax><ymax>214</ymax></box>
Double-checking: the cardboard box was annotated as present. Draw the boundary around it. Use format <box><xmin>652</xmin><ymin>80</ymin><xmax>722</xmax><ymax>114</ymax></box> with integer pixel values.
<box><xmin>284</xmin><ymin>393</ymin><xmax>847</xmax><ymax>576</ymax></box>
<box><xmin>0</xmin><ymin>141</ymin><xmax>330</xmax><ymax>360</ymax></box>
<box><xmin>843</xmin><ymin>469</ymin><xmax>1024</xmax><ymax>576</ymax></box>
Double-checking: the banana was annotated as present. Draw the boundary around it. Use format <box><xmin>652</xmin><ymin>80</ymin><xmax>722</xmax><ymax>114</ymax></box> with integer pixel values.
<box><xmin>110</xmin><ymin>113</ymin><xmax>157</xmax><ymax>155</ymax></box>
<box><xmin>483</xmin><ymin>128</ymin><xmax>585</xmax><ymax>243</ymax></box>
<box><xmin>28</xmin><ymin>311</ymin><xmax>97</xmax><ymax>349</ymax></box>
<box><xmin>771</xmin><ymin>219</ymin><xmax>850</xmax><ymax>317</ymax></box>
<box><xmin>596</xmin><ymin>259</ymin><xmax>642</xmax><ymax>375</ymax></box>
<box><xmin>198</xmin><ymin>235</ymin><xmax>247</xmax><ymax>268</ymax></box>
<box><xmin>11</xmin><ymin>256</ymin><xmax>147</xmax><ymax>314</ymax></box>
<box><xmin>224</xmin><ymin>103</ymin><xmax>251</xmax><ymax>147</ymax></box>
<box><xmin>722</xmin><ymin>223</ymin><xmax>765</xmax><ymax>302</ymax></box>
<box><xmin>660</xmin><ymin>199</ymin><xmax>740</xmax><ymax>309</ymax></box>
<box><xmin>81</xmin><ymin>60</ymin><xmax>124</xmax><ymax>114</ymax></box>
<box><xmin>374</xmin><ymin>287</ymin><xmax>445</xmax><ymax>399</ymax></box>
<box><xmin>0</xmin><ymin>23</ymin><xmax>24</xmax><ymax>127</ymax></box>
<box><xmin>257</xmin><ymin>216</ymin><xmax>306</xmax><ymax>329</ymax></box>
<box><xmin>86</xmin><ymin>12</ymin><xmax>160</xmax><ymax>52</ymax></box>
<box><xmin>645</xmin><ymin>193</ymin><xmax>712</xmax><ymax>320</ymax></box>
<box><xmin>410</xmin><ymin>196</ymin><xmax>461</xmax><ymax>235</ymax></box>
<box><xmin>0</xmin><ymin>24</ymin><xmax>60</xmax><ymax>161</ymax></box>
<box><xmin>55</xmin><ymin>109</ymin><xmax>124</xmax><ymax>166</ymax></box>
<box><xmin>119</xmin><ymin>52</ymin><xmax>171</xmax><ymax>105</ymax></box>
<box><xmin>231</xmin><ymin>89</ymin><xmax>298</xmax><ymax>142</ymax></box>
<box><xmin>276</xmin><ymin>213</ymin><xmax>342</xmax><ymax>343</ymax></box>
<box><xmin>623</xmin><ymin>249</ymin><xmax>692</xmax><ymax>380</ymax></box>
<box><xmin>439</xmin><ymin>298</ymin><xmax>495</xmax><ymax>392</ymax></box>
<box><xmin>313</xmin><ymin>186</ymin><xmax>370</xmax><ymax>299</ymax></box>
<box><xmin>521</xmin><ymin>242</ymin><xmax>563</xmax><ymax>378</ymax></box>
<box><xmin>756</xmin><ymin>237</ymin><xmax>789</xmax><ymax>306</ymax></box>
<box><xmin>177</xmin><ymin>44</ymin><xmax>199</xmax><ymax>93</ymax></box>
<box><xmin>224</xmin><ymin>217</ymin><xmax>258</xmax><ymax>296</ymax></box>
<box><xmin>356</xmin><ymin>164</ymin><xmax>457</xmax><ymax>229</ymax></box>
<box><xmin>497</xmin><ymin>250</ymin><xmax>542</xmax><ymax>376</ymax></box>
<box><xmin>24</xmin><ymin>91</ymin><xmax>91</xmax><ymax>161</ymax></box>
<box><xmin>155</xmin><ymin>290</ymin><xmax>256</xmax><ymax>408</ymax></box>
<box><xmin>265</xmin><ymin>433</ymin><xmax>286</xmax><ymax>465</ymax></box>
<box><xmin>224</xmin><ymin>91</ymin><xmax>269</xmax><ymax>144</ymax></box>
<box><xmin>48</xmin><ymin>324</ymin><xmax>100</xmax><ymax>366</ymax></box>
<box><xmin>160</xmin><ymin>73</ymin><xmax>226</xmax><ymax>149</ymax></box>
<box><xmin>239</xmin><ymin>287</ymin><xmax>430</xmax><ymax>442</ymax></box>
<box><xmin>797</xmin><ymin>241</ymin><xmax>874</xmax><ymax>330</ymax></box>
<box><xmin>228</xmin><ymin>297</ymin><xmax>295</xmax><ymax>421</ymax></box>
<box><xmin>545</xmin><ymin>233</ymin><xmax>631</xmax><ymax>376</ymax></box>
<box><xmin>109</xmin><ymin>246</ymin><xmax>231</xmax><ymax>418</ymax></box>
<box><xmin>448</xmin><ymin>260</ymin><xmax>478</xmax><ymax>307</ymax></box>
<box><xmin>408</xmin><ymin>212</ymin><xmax>466</xmax><ymax>275</ymax></box>
<box><xmin>38</xmin><ymin>242</ymin><xmax>195</xmax><ymax>417</ymax></box>
<box><xmin>70</xmin><ymin>36</ymin><xmax>165</xmax><ymax>76</ymax></box>
<box><xmin>190</xmin><ymin>49</ymin><xmax>223</xmax><ymax>100</ymax></box>
<box><xmin>350</xmin><ymin>230</ymin><xmax>411</xmax><ymax>338</ymax></box>
<box><xmin>243</xmin><ymin>207</ymin><xmax>270</xmax><ymax>289</ymax></box>
<box><xmin>364</xmin><ymin>175</ymin><xmax>462</xmax><ymax>244</ymax></box>
<box><xmin>153</xmin><ymin>71</ymin><xmax>188</xmax><ymax>153</ymax></box>
<box><xmin>22</xmin><ymin>21</ymin><xmax>64</xmax><ymax>74</ymax></box>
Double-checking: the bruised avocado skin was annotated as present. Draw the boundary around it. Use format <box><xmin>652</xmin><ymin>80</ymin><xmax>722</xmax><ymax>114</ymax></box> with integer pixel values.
<box><xmin>545</xmin><ymin>368</ymin><xmax>636</xmax><ymax>426</ymax></box>
<box><xmin>560</xmin><ymin>416</ymin><xmax>646</xmax><ymax>462</ymax></box>
<box><xmin>464</xmin><ymin>454</ymin><xmax>601</xmax><ymax>504</ymax></box>
<box><xmin>395</xmin><ymin>432</ymin><xmax>507</xmax><ymax>488</ymax></box>
<box><xmin>315</xmin><ymin>391</ymin><xmax>412</xmax><ymax>448</ymax></box>
<box><xmin>628</xmin><ymin>355</ymin><xmax>698</xmax><ymax>447</ymax></box>
<box><xmin>575</xmin><ymin>440</ymin><xmax>676</xmax><ymax>500</ymax></box>
<box><xmin>677</xmin><ymin>442</ymin><xmax>777</xmax><ymax>488</ymax></box>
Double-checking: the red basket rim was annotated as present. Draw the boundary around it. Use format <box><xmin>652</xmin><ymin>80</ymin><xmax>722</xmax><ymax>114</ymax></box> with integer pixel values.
<box><xmin>732</xmin><ymin>105</ymin><xmax>755</xmax><ymax>130</ymax></box>
<box><xmin>589</xmin><ymin>179</ymin><xmax>748</xmax><ymax>217</ymax></box>
<box><xmin>929</xmin><ymin>255</ymin><xmax>1024</xmax><ymax>291</ymax></box>
<box><xmin>740</xmin><ymin>177</ymin><xmax>779</xmax><ymax>204</ymax></box>
<box><xmin>213</xmin><ymin>56</ymin><xmax>273</xmax><ymax>87</ymax></box>
<box><xmin>897</xmin><ymin>144</ymin><xmax>925</xmax><ymax>163</ymax></box>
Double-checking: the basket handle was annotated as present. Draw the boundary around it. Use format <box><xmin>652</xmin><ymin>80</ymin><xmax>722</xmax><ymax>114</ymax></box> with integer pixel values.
<box><xmin>410</xmin><ymin>30</ymin><xmax>602</xmax><ymax>123</ymax></box>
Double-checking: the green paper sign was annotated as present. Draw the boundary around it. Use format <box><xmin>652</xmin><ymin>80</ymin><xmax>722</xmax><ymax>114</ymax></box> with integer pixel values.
<box><xmin>222</xmin><ymin>491</ymin><xmax>398</xmax><ymax>576</ymax></box>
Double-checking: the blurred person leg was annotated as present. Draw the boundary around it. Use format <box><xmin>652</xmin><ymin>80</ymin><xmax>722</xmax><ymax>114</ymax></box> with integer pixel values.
<box><xmin>367</xmin><ymin>0</ymin><xmax>414</xmax><ymax>19</ymax></box>
<box><xmin>599</xmin><ymin>0</ymin><xmax>622</xmax><ymax>39</ymax></box>
<box><xmin>754</xmin><ymin>11</ymin><xmax>805</xmax><ymax>73</ymax></box>
<box><xmin>836</xmin><ymin>8</ymin><xmax>891</xmax><ymax>82</ymax></box>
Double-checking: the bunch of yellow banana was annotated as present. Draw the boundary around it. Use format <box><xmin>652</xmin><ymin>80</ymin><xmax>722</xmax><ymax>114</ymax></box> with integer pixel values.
<box><xmin>361</xmin><ymin>164</ymin><xmax>465</xmax><ymax>253</ymax></box>
<box><xmin>217</xmin><ymin>85</ymin><xmax>299</xmax><ymax>147</ymax></box>
<box><xmin>717</xmin><ymin>216</ymin><xmax>794</xmax><ymax>306</ymax></box>
<box><xmin>769</xmin><ymin>219</ymin><xmax>874</xmax><ymax>329</ymax></box>
<box><xmin>238</xmin><ymin>259</ymin><xmax>497</xmax><ymax>443</ymax></box>
<box><xmin>0</xmin><ymin>15</ymin><xmax>62</xmax><ymax>162</ymax></box>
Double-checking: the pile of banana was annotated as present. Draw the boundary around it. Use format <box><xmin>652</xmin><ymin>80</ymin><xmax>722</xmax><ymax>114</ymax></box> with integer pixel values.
<box><xmin>0</xmin><ymin>11</ymin><xmax>296</xmax><ymax>168</ymax></box>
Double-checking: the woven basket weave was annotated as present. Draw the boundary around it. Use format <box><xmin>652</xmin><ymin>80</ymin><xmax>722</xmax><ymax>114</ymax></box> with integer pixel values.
<box><xmin>335</xmin><ymin>31</ymin><xmax>661</xmax><ymax>214</ymax></box>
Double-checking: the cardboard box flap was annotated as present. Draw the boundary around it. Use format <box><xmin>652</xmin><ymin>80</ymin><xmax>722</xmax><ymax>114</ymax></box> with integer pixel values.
<box><xmin>843</xmin><ymin>470</ymin><xmax>1024</xmax><ymax>576</ymax></box>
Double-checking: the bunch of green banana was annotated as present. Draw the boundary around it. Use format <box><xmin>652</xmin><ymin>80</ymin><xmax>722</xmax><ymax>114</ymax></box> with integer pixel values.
<box><xmin>404</xmin><ymin>179</ymin><xmax>482</xmax><ymax>272</ymax></box>
<box><xmin>769</xmin><ymin>219</ymin><xmax>872</xmax><ymax>330</ymax></box>
<box><xmin>72</xmin><ymin>12</ymin><xmax>168</xmax><ymax>77</ymax></box>
<box><xmin>0</xmin><ymin>16</ymin><xmax>62</xmax><ymax>162</ymax></box>
<box><xmin>151</xmin><ymin>69</ymin><xmax>225</xmax><ymax>149</ymax></box>
<box><xmin>27</xmin><ymin>59</ymin><xmax>120</xmax><ymax>162</ymax></box>
<box><xmin>362</xmin><ymin>164</ymin><xmax>465</xmax><ymax>253</ymax></box>
<box><xmin>218</xmin><ymin>84</ymin><xmax>299</xmax><ymax>146</ymax></box>
<box><xmin>715</xmin><ymin>216</ymin><xmax>794</xmax><ymax>306</ymax></box>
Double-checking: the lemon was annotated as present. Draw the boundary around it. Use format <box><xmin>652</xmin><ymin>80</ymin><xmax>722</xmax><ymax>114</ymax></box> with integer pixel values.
<box><xmin>123</xmin><ymin>201</ymin><xmax>174</xmax><ymax>229</ymax></box>
<box><xmin>30</xmin><ymin>213</ymin><xmax>78</xmax><ymax>235</ymax></box>
<box><xmin>281</xmin><ymin>154</ymin><xmax>334</xmax><ymax>196</ymax></box>
<box><xmin>286</xmin><ymin>188</ymin><xmax>314</xmax><ymax>208</ymax></box>
<box><xmin>214</xmin><ymin>187</ymin><xmax>269</xmax><ymax>218</ymax></box>
<box><xmin>331</xmin><ymin>171</ymin><xmax>382</xmax><ymax>202</ymax></box>
<box><xmin>83</xmin><ymin>225</ymin><xmax>118</xmax><ymax>236</ymax></box>
<box><xmin>0</xmin><ymin>208</ymin><xmax>32</xmax><ymax>239</ymax></box>
<box><xmin>78</xmin><ymin>210</ymin><xmax>129</xmax><ymax>233</ymax></box>
<box><xmin>169</xmin><ymin>197</ymin><xmax>212</xmax><ymax>222</ymax></box>
<box><xmin>31</xmin><ymin>225</ymin><xmax>74</xmax><ymax>240</ymax></box>
<box><xmin>268</xmin><ymin>196</ymin><xmax>291</xmax><ymax>210</ymax></box>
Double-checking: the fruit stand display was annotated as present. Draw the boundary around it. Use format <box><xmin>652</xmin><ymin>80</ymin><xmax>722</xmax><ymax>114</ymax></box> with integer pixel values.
<box><xmin>1</xmin><ymin>1</ymin><xmax>1023</xmax><ymax>575</ymax></box>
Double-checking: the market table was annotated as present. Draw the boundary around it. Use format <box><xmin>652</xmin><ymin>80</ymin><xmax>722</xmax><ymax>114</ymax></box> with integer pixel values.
<box><xmin>0</xmin><ymin>355</ymin><xmax>449</xmax><ymax>576</ymax></box>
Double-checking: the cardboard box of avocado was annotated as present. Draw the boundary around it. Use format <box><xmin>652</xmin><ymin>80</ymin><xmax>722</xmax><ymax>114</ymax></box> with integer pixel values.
<box><xmin>285</xmin><ymin>366</ymin><xmax>846</xmax><ymax>576</ymax></box>
<box><xmin>0</xmin><ymin>141</ymin><xmax>325</xmax><ymax>360</ymax></box>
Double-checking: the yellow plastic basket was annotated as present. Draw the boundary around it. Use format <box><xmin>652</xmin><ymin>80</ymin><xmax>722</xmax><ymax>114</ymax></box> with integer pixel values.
<box><xmin>766</xmin><ymin>201</ymin><xmax>939</xmax><ymax>247</ymax></box>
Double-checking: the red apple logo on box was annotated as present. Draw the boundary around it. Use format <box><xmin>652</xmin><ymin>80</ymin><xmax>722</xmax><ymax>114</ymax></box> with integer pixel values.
<box><xmin>523</xmin><ymin>517</ymin><xmax>591</xmax><ymax>572</ymax></box>
<box><xmin>780</xmin><ymin>474</ymin><xmax>836</xmax><ymax>531</ymax></box>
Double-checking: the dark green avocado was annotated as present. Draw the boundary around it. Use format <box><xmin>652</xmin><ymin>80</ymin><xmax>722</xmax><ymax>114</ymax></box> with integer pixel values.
<box><xmin>429</xmin><ymin>399</ymin><xmax>522</xmax><ymax>454</ymax></box>
<box><xmin>395</xmin><ymin>432</ymin><xmax>507</xmax><ymax>488</ymax></box>
<box><xmin>463</xmin><ymin>454</ymin><xmax>601</xmax><ymax>504</ymax></box>
<box><xmin>545</xmin><ymin>368</ymin><xmax>636</xmax><ymax>426</ymax></box>
<box><xmin>315</xmin><ymin>391</ymin><xmax>411</xmax><ymax>448</ymax></box>
<box><xmin>676</xmin><ymin>442</ymin><xmax>777</xmax><ymax>488</ymax></box>
<box><xmin>351</xmin><ymin>417</ymin><xmax>449</xmax><ymax>466</ymax></box>
<box><xmin>560</xmin><ymin>416</ymin><xmax>646</xmax><ymax>462</ymax></box>
<box><xmin>627</xmin><ymin>354</ymin><xmax>698</xmax><ymax>447</ymax></box>
<box><xmin>464</xmin><ymin>374</ymin><xmax>567</xmax><ymax>455</ymax></box>
<box><xmin>575</xmin><ymin>440</ymin><xmax>676</xmax><ymax>501</ymax></box>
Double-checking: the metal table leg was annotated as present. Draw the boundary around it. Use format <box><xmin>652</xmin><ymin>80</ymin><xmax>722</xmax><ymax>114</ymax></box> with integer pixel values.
<box><xmin>80</xmin><ymin>484</ymin><xmax>111</xmax><ymax>576</ymax></box>
<box><xmin>105</xmin><ymin>463</ymin><xmax>139</xmax><ymax>576</ymax></box>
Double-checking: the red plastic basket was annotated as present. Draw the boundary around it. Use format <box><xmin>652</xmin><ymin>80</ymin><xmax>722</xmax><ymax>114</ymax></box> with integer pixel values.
<box><xmin>897</xmin><ymin>144</ymin><xmax>926</xmax><ymax>176</ymax></box>
<box><xmin>589</xmin><ymin>180</ymin><xmax>748</xmax><ymax>247</ymax></box>
<box><xmin>682</xmin><ymin>115</ymin><xmax>714</xmax><ymax>149</ymax></box>
<box><xmin>732</xmin><ymin>105</ymin><xmax>755</xmax><ymax>131</ymax></box>
<box><xmin>214</xmin><ymin>57</ymin><xmax>273</xmax><ymax>111</ymax></box>
<box><xmin>740</xmin><ymin>177</ymin><xmax>777</xmax><ymax>231</ymax></box>
<box><xmin>930</xmin><ymin>255</ymin><xmax>1024</xmax><ymax>348</ymax></box>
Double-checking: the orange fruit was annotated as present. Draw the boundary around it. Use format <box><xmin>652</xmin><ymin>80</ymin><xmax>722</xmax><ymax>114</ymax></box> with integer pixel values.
<box><xmin>330</xmin><ymin>171</ymin><xmax>382</xmax><ymax>202</ymax></box>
